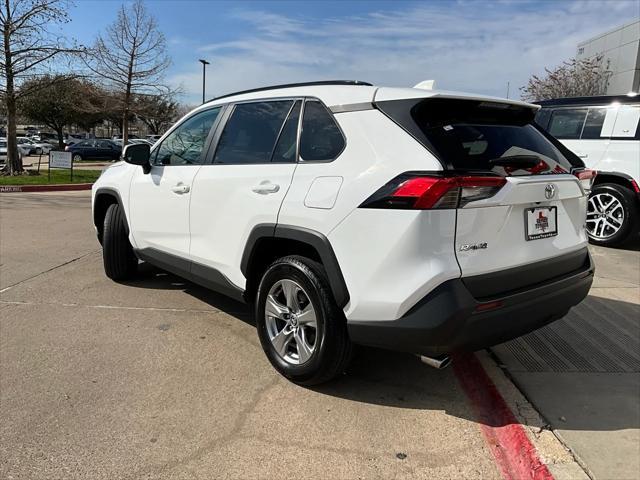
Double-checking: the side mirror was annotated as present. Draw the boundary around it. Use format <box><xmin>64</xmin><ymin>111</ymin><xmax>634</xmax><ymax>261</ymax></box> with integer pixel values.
<box><xmin>123</xmin><ymin>143</ymin><xmax>151</xmax><ymax>174</ymax></box>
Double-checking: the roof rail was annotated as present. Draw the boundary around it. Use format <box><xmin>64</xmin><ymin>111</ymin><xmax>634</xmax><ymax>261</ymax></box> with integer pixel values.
<box><xmin>207</xmin><ymin>80</ymin><xmax>373</xmax><ymax>103</ymax></box>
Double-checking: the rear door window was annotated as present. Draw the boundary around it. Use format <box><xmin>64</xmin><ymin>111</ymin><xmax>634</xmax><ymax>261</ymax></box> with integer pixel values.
<box><xmin>548</xmin><ymin>109</ymin><xmax>588</xmax><ymax>139</ymax></box>
<box><xmin>299</xmin><ymin>100</ymin><xmax>345</xmax><ymax>161</ymax></box>
<box><xmin>406</xmin><ymin>99</ymin><xmax>574</xmax><ymax>176</ymax></box>
<box><xmin>271</xmin><ymin>100</ymin><xmax>301</xmax><ymax>163</ymax></box>
<box><xmin>580</xmin><ymin>108</ymin><xmax>608</xmax><ymax>139</ymax></box>
<box><xmin>214</xmin><ymin>100</ymin><xmax>294</xmax><ymax>165</ymax></box>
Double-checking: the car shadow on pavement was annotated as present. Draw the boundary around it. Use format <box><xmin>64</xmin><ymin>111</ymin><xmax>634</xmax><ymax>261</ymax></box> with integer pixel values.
<box><xmin>123</xmin><ymin>263</ymin><xmax>640</xmax><ymax>432</ymax></box>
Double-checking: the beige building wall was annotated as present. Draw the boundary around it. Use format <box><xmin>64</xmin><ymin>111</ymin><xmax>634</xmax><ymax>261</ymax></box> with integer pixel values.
<box><xmin>576</xmin><ymin>20</ymin><xmax>640</xmax><ymax>94</ymax></box>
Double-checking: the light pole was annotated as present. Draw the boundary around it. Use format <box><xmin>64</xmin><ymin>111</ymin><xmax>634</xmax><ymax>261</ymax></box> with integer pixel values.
<box><xmin>199</xmin><ymin>59</ymin><xmax>210</xmax><ymax>104</ymax></box>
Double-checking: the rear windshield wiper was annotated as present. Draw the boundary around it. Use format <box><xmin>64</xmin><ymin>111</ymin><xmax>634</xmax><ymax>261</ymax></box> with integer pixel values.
<box><xmin>488</xmin><ymin>155</ymin><xmax>541</xmax><ymax>169</ymax></box>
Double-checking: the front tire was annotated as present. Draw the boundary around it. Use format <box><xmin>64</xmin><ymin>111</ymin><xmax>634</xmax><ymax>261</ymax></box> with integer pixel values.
<box><xmin>72</xmin><ymin>153</ymin><xmax>82</xmax><ymax>162</ymax></box>
<box><xmin>102</xmin><ymin>203</ymin><xmax>137</xmax><ymax>280</ymax></box>
<box><xmin>587</xmin><ymin>183</ymin><xmax>638</xmax><ymax>247</ymax></box>
<box><xmin>255</xmin><ymin>255</ymin><xmax>352</xmax><ymax>385</ymax></box>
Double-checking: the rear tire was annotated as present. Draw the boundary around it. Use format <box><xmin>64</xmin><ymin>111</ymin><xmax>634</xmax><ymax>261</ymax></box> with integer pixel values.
<box><xmin>102</xmin><ymin>203</ymin><xmax>137</xmax><ymax>280</ymax></box>
<box><xmin>255</xmin><ymin>255</ymin><xmax>352</xmax><ymax>385</ymax></box>
<box><xmin>587</xmin><ymin>183</ymin><xmax>638</xmax><ymax>247</ymax></box>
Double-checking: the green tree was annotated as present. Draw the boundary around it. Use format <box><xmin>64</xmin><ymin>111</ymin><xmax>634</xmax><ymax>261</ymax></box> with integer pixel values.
<box><xmin>18</xmin><ymin>75</ymin><xmax>103</xmax><ymax>148</ymax></box>
<box><xmin>133</xmin><ymin>93</ymin><xmax>178</xmax><ymax>135</ymax></box>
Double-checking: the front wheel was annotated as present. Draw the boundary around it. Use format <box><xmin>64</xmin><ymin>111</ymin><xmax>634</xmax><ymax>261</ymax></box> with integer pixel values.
<box><xmin>255</xmin><ymin>255</ymin><xmax>352</xmax><ymax>385</ymax></box>
<box><xmin>102</xmin><ymin>203</ymin><xmax>138</xmax><ymax>280</ymax></box>
<box><xmin>72</xmin><ymin>153</ymin><xmax>82</xmax><ymax>162</ymax></box>
<box><xmin>587</xmin><ymin>183</ymin><xmax>639</xmax><ymax>247</ymax></box>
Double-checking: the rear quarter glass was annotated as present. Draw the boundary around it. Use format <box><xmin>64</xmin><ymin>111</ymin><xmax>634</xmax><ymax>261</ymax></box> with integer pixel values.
<box><xmin>377</xmin><ymin>98</ymin><xmax>576</xmax><ymax>176</ymax></box>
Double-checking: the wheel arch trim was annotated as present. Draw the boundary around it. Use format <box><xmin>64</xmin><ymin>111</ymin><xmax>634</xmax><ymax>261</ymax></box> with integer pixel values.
<box><xmin>93</xmin><ymin>187</ymin><xmax>130</xmax><ymax>236</ymax></box>
<box><xmin>593</xmin><ymin>171</ymin><xmax>640</xmax><ymax>197</ymax></box>
<box><xmin>241</xmin><ymin>223</ymin><xmax>350</xmax><ymax>309</ymax></box>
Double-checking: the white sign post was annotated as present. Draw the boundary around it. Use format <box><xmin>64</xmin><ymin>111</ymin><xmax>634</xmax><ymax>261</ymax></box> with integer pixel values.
<box><xmin>48</xmin><ymin>151</ymin><xmax>73</xmax><ymax>182</ymax></box>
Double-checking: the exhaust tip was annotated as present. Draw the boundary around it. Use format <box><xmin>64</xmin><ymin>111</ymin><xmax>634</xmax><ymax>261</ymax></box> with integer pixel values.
<box><xmin>419</xmin><ymin>355</ymin><xmax>452</xmax><ymax>369</ymax></box>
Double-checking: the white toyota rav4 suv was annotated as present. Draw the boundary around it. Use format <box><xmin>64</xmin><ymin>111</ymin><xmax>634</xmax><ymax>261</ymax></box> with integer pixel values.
<box><xmin>92</xmin><ymin>80</ymin><xmax>595</xmax><ymax>384</ymax></box>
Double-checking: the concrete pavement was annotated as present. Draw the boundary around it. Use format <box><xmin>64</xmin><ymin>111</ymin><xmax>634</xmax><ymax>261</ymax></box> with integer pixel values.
<box><xmin>1</xmin><ymin>191</ymin><xmax>503</xmax><ymax>479</ymax></box>
<box><xmin>493</xmin><ymin>245</ymin><xmax>640</xmax><ymax>480</ymax></box>
<box><xmin>1</xmin><ymin>190</ymin><xmax>634</xmax><ymax>479</ymax></box>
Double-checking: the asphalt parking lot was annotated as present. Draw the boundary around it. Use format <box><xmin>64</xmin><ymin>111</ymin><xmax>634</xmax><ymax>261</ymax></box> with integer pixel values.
<box><xmin>1</xmin><ymin>191</ymin><xmax>638</xmax><ymax>479</ymax></box>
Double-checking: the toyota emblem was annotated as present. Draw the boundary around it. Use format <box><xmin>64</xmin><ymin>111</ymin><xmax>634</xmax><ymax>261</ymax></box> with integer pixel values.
<box><xmin>544</xmin><ymin>184</ymin><xmax>556</xmax><ymax>200</ymax></box>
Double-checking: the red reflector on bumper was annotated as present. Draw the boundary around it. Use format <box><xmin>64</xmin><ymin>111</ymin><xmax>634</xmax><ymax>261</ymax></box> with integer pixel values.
<box><xmin>474</xmin><ymin>300</ymin><xmax>503</xmax><ymax>313</ymax></box>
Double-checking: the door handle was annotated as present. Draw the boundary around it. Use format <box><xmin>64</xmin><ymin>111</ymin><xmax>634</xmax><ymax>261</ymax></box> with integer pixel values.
<box><xmin>252</xmin><ymin>182</ymin><xmax>280</xmax><ymax>194</ymax></box>
<box><xmin>576</xmin><ymin>153</ymin><xmax>589</xmax><ymax>159</ymax></box>
<box><xmin>171</xmin><ymin>184</ymin><xmax>190</xmax><ymax>194</ymax></box>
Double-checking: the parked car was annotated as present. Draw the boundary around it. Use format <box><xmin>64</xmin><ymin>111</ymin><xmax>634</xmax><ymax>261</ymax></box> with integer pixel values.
<box><xmin>0</xmin><ymin>138</ymin><xmax>23</xmax><ymax>164</ymax></box>
<box><xmin>112</xmin><ymin>134</ymin><xmax>140</xmax><ymax>140</ymax></box>
<box><xmin>16</xmin><ymin>137</ymin><xmax>36</xmax><ymax>155</ymax></box>
<box><xmin>92</xmin><ymin>80</ymin><xmax>595</xmax><ymax>385</ymax></box>
<box><xmin>66</xmin><ymin>139</ymin><xmax>122</xmax><ymax>161</ymax></box>
<box><xmin>16</xmin><ymin>136</ymin><xmax>53</xmax><ymax>155</ymax></box>
<box><xmin>535</xmin><ymin>95</ymin><xmax>639</xmax><ymax>246</ymax></box>
<box><xmin>145</xmin><ymin>134</ymin><xmax>162</xmax><ymax>143</ymax></box>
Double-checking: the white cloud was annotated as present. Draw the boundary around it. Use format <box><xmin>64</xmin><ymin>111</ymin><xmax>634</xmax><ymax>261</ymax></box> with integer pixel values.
<box><xmin>168</xmin><ymin>1</ymin><xmax>639</xmax><ymax>103</ymax></box>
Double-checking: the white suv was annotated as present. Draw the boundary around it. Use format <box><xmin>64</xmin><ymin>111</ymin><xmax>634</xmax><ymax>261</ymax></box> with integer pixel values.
<box><xmin>92</xmin><ymin>81</ymin><xmax>595</xmax><ymax>384</ymax></box>
<box><xmin>535</xmin><ymin>95</ymin><xmax>640</xmax><ymax>246</ymax></box>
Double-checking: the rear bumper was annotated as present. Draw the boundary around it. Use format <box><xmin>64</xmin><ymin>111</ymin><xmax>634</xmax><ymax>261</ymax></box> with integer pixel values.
<box><xmin>347</xmin><ymin>248</ymin><xmax>594</xmax><ymax>356</ymax></box>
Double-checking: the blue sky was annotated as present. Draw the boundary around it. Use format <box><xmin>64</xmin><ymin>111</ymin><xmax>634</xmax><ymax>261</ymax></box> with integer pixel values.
<box><xmin>65</xmin><ymin>0</ymin><xmax>639</xmax><ymax>104</ymax></box>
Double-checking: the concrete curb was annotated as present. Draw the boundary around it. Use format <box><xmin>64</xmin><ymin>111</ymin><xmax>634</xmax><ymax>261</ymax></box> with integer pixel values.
<box><xmin>0</xmin><ymin>183</ymin><xmax>93</xmax><ymax>193</ymax></box>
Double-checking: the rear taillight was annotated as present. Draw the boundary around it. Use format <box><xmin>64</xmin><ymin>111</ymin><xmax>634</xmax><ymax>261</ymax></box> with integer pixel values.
<box><xmin>360</xmin><ymin>173</ymin><xmax>507</xmax><ymax>210</ymax></box>
<box><xmin>572</xmin><ymin>168</ymin><xmax>597</xmax><ymax>192</ymax></box>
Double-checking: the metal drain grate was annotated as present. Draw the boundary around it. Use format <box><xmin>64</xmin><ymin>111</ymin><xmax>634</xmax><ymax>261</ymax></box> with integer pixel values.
<box><xmin>495</xmin><ymin>296</ymin><xmax>640</xmax><ymax>373</ymax></box>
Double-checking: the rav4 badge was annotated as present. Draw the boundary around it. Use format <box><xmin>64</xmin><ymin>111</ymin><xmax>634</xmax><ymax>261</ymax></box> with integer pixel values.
<box><xmin>459</xmin><ymin>243</ymin><xmax>488</xmax><ymax>251</ymax></box>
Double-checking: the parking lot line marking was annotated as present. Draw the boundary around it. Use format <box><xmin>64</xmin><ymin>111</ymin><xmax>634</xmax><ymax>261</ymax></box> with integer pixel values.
<box><xmin>0</xmin><ymin>299</ymin><xmax>228</xmax><ymax>315</ymax></box>
<box><xmin>453</xmin><ymin>352</ymin><xmax>554</xmax><ymax>480</ymax></box>
<box><xmin>0</xmin><ymin>250</ymin><xmax>98</xmax><ymax>293</ymax></box>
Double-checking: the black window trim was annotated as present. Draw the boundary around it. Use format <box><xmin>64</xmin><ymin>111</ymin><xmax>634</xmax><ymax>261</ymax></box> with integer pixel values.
<box><xmin>149</xmin><ymin>104</ymin><xmax>225</xmax><ymax>167</ymax></box>
<box><xmin>269</xmin><ymin>99</ymin><xmax>301</xmax><ymax>164</ymax></box>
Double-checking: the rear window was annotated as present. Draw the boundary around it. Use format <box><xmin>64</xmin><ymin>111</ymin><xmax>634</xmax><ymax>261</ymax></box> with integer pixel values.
<box><xmin>380</xmin><ymin>98</ymin><xmax>575</xmax><ymax>176</ymax></box>
<box><xmin>299</xmin><ymin>100</ymin><xmax>345</xmax><ymax>161</ymax></box>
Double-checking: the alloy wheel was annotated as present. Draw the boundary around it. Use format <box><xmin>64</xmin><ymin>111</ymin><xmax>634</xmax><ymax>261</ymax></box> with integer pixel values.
<box><xmin>587</xmin><ymin>193</ymin><xmax>624</xmax><ymax>240</ymax></box>
<box><xmin>265</xmin><ymin>279</ymin><xmax>318</xmax><ymax>365</ymax></box>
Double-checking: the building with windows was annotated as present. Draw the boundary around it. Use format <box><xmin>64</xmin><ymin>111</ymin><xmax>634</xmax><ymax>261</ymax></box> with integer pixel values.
<box><xmin>576</xmin><ymin>20</ymin><xmax>640</xmax><ymax>95</ymax></box>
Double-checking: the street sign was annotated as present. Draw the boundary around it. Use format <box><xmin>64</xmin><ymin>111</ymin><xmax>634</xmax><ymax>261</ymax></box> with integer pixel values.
<box><xmin>48</xmin><ymin>151</ymin><xmax>74</xmax><ymax>182</ymax></box>
<box><xmin>49</xmin><ymin>151</ymin><xmax>72</xmax><ymax>169</ymax></box>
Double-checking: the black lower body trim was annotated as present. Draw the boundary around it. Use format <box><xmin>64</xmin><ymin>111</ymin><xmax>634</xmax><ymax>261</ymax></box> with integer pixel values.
<box><xmin>135</xmin><ymin>248</ymin><xmax>245</xmax><ymax>303</ymax></box>
<box><xmin>347</xmin><ymin>251</ymin><xmax>594</xmax><ymax>356</ymax></box>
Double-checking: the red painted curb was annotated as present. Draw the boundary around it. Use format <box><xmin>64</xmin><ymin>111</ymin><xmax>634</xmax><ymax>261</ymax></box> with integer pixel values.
<box><xmin>0</xmin><ymin>183</ymin><xmax>93</xmax><ymax>193</ymax></box>
<box><xmin>453</xmin><ymin>352</ymin><xmax>554</xmax><ymax>480</ymax></box>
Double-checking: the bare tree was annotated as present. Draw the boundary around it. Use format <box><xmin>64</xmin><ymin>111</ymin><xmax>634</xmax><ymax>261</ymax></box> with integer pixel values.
<box><xmin>521</xmin><ymin>54</ymin><xmax>612</xmax><ymax>102</ymax></box>
<box><xmin>86</xmin><ymin>0</ymin><xmax>169</xmax><ymax>145</ymax></box>
<box><xmin>0</xmin><ymin>0</ymin><xmax>81</xmax><ymax>174</ymax></box>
